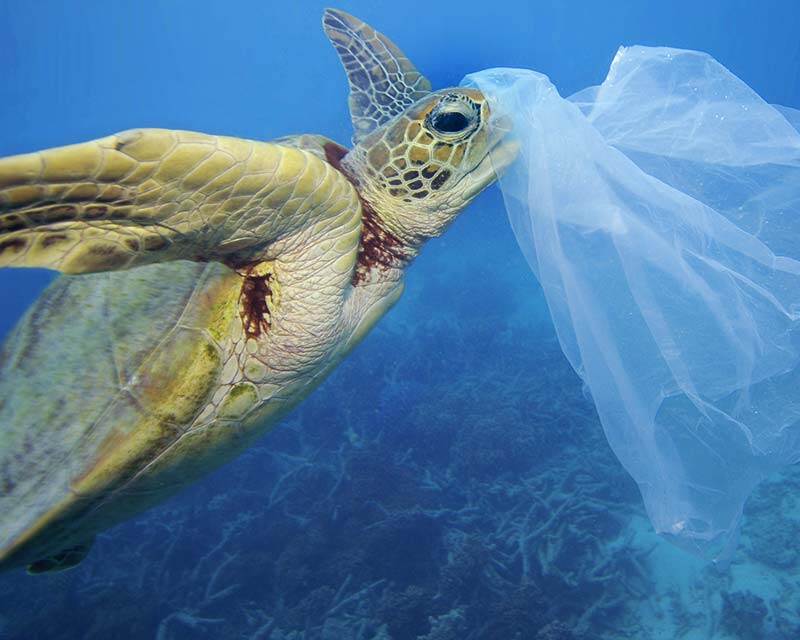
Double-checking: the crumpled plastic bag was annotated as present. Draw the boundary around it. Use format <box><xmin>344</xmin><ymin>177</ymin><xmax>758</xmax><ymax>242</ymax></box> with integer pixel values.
<box><xmin>464</xmin><ymin>46</ymin><xmax>800</xmax><ymax>559</ymax></box>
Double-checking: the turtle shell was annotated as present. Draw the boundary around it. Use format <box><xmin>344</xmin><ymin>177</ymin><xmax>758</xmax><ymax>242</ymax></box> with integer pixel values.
<box><xmin>0</xmin><ymin>260</ymin><xmax>240</xmax><ymax>570</ymax></box>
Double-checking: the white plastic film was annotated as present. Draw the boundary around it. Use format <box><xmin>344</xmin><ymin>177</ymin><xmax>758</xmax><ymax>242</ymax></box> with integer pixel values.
<box><xmin>465</xmin><ymin>47</ymin><xmax>800</xmax><ymax>559</ymax></box>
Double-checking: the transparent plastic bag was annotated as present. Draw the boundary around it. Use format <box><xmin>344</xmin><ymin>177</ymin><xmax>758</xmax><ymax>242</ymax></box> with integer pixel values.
<box><xmin>465</xmin><ymin>46</ymin><xmax>800</xmax><ymax>559</ymax></box>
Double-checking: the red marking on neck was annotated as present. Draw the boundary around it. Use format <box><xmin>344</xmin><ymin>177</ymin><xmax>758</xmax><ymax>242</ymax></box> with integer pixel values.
<box><xmin>323</xmin><ymin>142</ymin><xmax>349</xmax><ymax>169</ymax></box>
<box><xmin>238</xmin><ymin>268</ymin><xmax>273</xmax><ymax>339</ymax></box>
<box><xmin>323</xmin><ymin>142</ymin><xmax>412</xmax><ymax>285</ymax></box>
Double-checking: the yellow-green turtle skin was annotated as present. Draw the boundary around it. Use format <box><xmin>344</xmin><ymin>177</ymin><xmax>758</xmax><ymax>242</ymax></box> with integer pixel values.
<box><xmin>0</xmin><ymin>129</ymin><xmax>361</xmax><ymax>274</ymax></box>
<box><xmin>0</xmin><ymin>134</ymin><xmax>401</xmax><ymax>571</ymax></box>
<box><xmin>0</xmin><ymin>8</ymin><xmax>516</xmax><ymax>572</ymax></box>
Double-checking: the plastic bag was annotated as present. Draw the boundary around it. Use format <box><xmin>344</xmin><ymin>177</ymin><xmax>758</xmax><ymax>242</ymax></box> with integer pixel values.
<box><xmin>464</xmin><ymin>46</ymin><xmax>800</xmax><ymax>559</ymax></box>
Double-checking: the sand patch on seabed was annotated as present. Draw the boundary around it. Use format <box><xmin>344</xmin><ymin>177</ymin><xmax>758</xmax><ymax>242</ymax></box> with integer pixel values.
<box><xmin>621</xmin><ymin>473</ymin><xmax>800</xmax><ymax>640</ymax></box>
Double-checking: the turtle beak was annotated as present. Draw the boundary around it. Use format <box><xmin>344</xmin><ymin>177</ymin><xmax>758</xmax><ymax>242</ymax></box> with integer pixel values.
<box><xmin>485</xmin><ymin>112</ymin><xmax>519</xmax><ymax>177</ymax></box>
<box><xmin>462</xmin><ymin>124</ymin><xmax>520</xmax><ymax>200</ymax></box>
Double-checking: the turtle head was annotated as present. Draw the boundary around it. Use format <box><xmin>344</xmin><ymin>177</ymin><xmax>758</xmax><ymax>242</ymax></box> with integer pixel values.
<box><xmin>341</xmin><ymin>88</ymin><xmax>515</xmax><ymax>246</ymax></box>
<box><xmin>323</xmin><ymin>8</ymin><xmax>516</xmax><ymax>254</ymax></box>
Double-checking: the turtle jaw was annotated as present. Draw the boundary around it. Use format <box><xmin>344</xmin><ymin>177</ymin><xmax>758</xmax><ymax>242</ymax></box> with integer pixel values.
<box><xmin>461</xmin><ymin>136</ymin><xmax>521</xmax><ymax>201</ymax></box>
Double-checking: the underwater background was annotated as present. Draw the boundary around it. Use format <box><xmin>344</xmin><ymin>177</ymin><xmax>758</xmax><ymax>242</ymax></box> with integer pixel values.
<box><xmin>2</xmin><ymin>0</ymin><xmax>800</xmax><ymax>638</ymax></box>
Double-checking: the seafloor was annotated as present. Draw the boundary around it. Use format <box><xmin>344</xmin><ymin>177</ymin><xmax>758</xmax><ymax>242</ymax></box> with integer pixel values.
<box><xmin>0</xmin><ymin>213</ymin><xmax>798</xmax><ymax>640</ymax></box>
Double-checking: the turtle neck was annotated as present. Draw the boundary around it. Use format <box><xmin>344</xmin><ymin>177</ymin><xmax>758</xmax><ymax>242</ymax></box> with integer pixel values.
<box><xmin>323</xmin><ymin>141</ymin><xmax>418</xmax><ymax>286</ymax></box>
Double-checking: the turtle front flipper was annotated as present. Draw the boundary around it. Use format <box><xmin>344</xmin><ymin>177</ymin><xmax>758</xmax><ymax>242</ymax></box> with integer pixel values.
<box><xmin>26</xmin><ymin>537</ymin><xmax>94</xmax><ymax>574</ymax></box>
<box><xmin>0</xmin><ymin>129</ymin><xmax>358</xmax><ymax>274</ymax></box>
<box><xmin>323</xmin><ymin>8</ymin><xmax>431</xmax><ymax>143</ymax></box>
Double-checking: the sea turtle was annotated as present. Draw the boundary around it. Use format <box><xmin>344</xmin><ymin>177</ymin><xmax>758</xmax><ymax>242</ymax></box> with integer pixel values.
<box><xmin>0</xmin><ymin>9</ymin><xmax>515</xmax><ymax>573</ymax></box>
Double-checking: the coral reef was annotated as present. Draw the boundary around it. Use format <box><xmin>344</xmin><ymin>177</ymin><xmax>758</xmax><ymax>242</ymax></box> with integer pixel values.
<box><xmin>720</xmin><ymin>591</ymin><xmax>768</xmax><ymax>640</ymax></box>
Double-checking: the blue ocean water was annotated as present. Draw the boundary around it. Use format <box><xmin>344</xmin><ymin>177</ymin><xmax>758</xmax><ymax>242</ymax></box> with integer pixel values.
<box><xmin>1</xmin><ymin>1</ymin><xmax>800</xmax><ymax>638</ymax></box>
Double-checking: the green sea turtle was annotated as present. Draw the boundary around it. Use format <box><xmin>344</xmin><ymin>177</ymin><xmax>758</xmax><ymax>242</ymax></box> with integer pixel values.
<box><xmin>0</xmin><ymin>9</ymin><xmax>515</xmax><ymax>573</ymax></box>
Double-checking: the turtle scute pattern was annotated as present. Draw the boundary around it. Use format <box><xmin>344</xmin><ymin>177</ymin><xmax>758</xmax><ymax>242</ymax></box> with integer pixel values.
<box><xmin>0</xmin><ymin>129</ymin><xmax>359</xmax><ymax>274</ymax></box>
<box><xmin>0</xmin><ymin>260</ymin><xmax>234</xmax><ymax>565</ymax></box>
<box><xmin>352</xmin><ymin>89</ymin><xmax>488</xmax><ymax>206</ymax></box>
<box><xmin>322</xmin><ymin>9</ymin><xmax>432</xmax><ymax>143</ymax></box>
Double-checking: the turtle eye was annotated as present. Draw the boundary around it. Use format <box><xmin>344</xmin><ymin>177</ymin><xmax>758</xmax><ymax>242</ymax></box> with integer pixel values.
<box><xmin>431</xmin><ymin>111</ymin><xmax>470</xmax><ymax>133</ymax></box>
<box><xmin>425</xmin><ymin>94</ymin><xmax>480</xmax><ymax>140</ymax></box>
